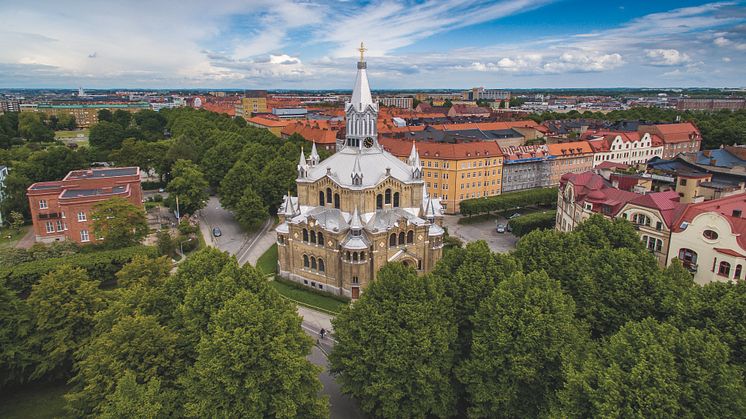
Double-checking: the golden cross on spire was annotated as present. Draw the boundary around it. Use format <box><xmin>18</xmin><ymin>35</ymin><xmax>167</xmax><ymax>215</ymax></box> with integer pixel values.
<box><xmin>358</xmin><ymin>41</ymin><xmax>367</xmax><ymax>62</ymax></box>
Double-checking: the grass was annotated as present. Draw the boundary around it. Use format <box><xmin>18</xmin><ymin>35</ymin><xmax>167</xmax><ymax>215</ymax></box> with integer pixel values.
<box><xmin>0</xmin><ymin>225</ymin><xmax>31</xmax><ymax>248</ymax></box>
<box><xmin>256</xmin><ymin>243</ymin><xmax>278</xmax><ymax>274</ymax></box>
<box><xmin>457</xmin><ymin>205</ymin><xmax>552</xmax><ymax>225</ymax></box>
<box><xmin>54</xmin><ymin>129</ymin><xmax>89</xmax><ymax>139</ymax></box>
<box><xmin>269</xmin><ymin>279</ymin><xmax>348</xmax><ymax>315</ymax></box>
<box><xmin>0</xmin><ymin>381</ymin><xmax>70</xmax><ymax>419</ymax></box>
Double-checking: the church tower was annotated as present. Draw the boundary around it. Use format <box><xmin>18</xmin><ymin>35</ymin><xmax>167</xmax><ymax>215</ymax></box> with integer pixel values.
<box><xmin>337</xmin><ymin>42</ymin><xmax>380</xmax><ymax>152</ymax></box>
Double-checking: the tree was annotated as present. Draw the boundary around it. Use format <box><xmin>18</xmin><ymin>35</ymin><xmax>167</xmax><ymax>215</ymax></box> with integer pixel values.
<box><xmin>89</xmin><ymin>121</ymin><xmax>126</xmax><ymax>150</ymax></box>
<box><xmin>330</xmin><ymin>263</ymin><xmax>458</xmax><ymax>418</ymax></box>
<box><xmin>219</xmin><ymin>160</ymin><xmax>259</xmax><ymax>209</ymax></box>
<box><xmin>26</xmin><ymin>265</ymin><xmax>105</xmax><ymax>379</ymax></box>
<box><xmin>457</xmin><ymin>271</ymin><xmax>586</xmax><ymax>418</ymax></box>
<box><xmin>201</xmin><ymin>139</ymin><xmax>243</xmax><ymax>187</ymax></box>
<box><xmin>0</xmin><ymin>281</ymin><xmax>34</xmax><ymax>388</ymax></box>
<box><xmin>156</xmin><ymin>230</ymin><xmax>176</xmax><ymax>257</ymax></box>
<box><xmin>115</xmin><ymin>255</ymin><xmax>171</xmax><ymax>288</ymax></box>
<box><xmin>165</xmin><ymin>160</ymin><xmax>208</xmax><ymax>216</ymax></box>
<box><xmin>0</xmin><ymin>173</ymin><xmax>32</xmax><ymax>218</ymax></box>
<box><xmin>9</xmin><ymin>211</ymin><xmax>24</xmax><ymax>232</ymax></box>
<box><xmin>97</xmin><ymin>109</ymin><xmax>113</xmax><ymax>122</ymax></box>
<box><xmin>112</xmin><ymin>110</ymin><xmax>132</xmax><ymax>129</ymax></box>
<box><xmin>233</xmin><ymin>187</ymin><xmax>268</xmax><ymax>231</ymax></box>
<box><xmin>99</xmin><ymin>371</ymin><xmax>173</xmax><ymax>419</ymax></box>
<box><xmin>182</xmin><ymin>290</ymin><xmax>328</xmax><ymax>418</ymax></box>
<box><xmin>91</xmin><ymin>198</ymin><xmax>148</xmax><ymax>248</ymax></box>
<box><xmin>66</xmin><ymin>314</ymin><xmax>183</xmax><ymax>417</ymax></box>
<box><xmin>256</xmin><ymin>157</ymin><xmax>296</xmax><ymax>212</ymax></box>
<box><xmin>574</xmin><ymin>214</ymin><xmax>644</xmax><ymax>251</ymax></box>
<box><xmin>18</xmin><ymin>113</ymin><xmax>53</xmax><ymax>142</ymax></box>
<box><xmin>558</xmin><ymin>318</ymin><xmax>746</xmax><ymax>418</ymax></box>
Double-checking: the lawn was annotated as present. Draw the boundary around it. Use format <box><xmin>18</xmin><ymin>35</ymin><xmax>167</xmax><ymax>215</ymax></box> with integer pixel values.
<box><xmin>269</xmin><ymin>279</ymin><xmax>348</xmax><ymax>315</ymax></box>
<box><xmin>0</xmin><ymin>381</ymin><xmax>70</xmax><ymax>419</ymax></box>
<box><xmin>256</xmin><ymin>243</ymin><xmax>278</xmax><ymax>274</ymax></box>
<box><xmin>0</xmin><ymin>225</ymin><xmax>31</xmax><ymax>248</ymax></box>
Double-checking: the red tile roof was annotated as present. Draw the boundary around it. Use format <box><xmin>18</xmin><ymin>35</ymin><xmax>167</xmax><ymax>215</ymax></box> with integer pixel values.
<box><xmin>627</xmin><ymin>190</ymin><xmax>687</xmax><ymax>228</ymax></box>
<box><xmin>672</xmin><ymin>194</ymin><xmax>746</xmax><ymax>250</ymax></box>
<box><xmin>596</xmin><ymin>161</ymin><xmax>630</xmax><ymax>170</ymax></box>
<box><xmin>380</xmin><ymin>137</ymin><xmax>504</xmax><ymax>160</ymax></box>
<box><xmin>546</xmin><ymin>141</ymin><xmax>594</xmax><ymax>156</ymax></box>
<box><xmin>247</xmin><ymin>116</ymin><xmax>290</xmax><ymax>128</ymax></box>
<box><xmin>560</xmin><ymin>172</ymin><xmax>639</xmax><ymax>216</ymax></box>
<box><xmin>640</xmin><ymin>122</ymin><xmax>701</xmax><ymax>144</ymax></box>
<box><xmin>449</xmin><ymin>104</ymin><xmax>491</xmax><ymax>115</ymax></box>
<box><xmin>281</xmin><ymin>122</ymin><xmax>339</xmax><ymax>144</ymax></box>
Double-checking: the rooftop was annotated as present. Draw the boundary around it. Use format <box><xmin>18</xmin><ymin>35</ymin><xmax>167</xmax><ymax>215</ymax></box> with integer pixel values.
<box><xmin>60</xmin><ymin>185</ymin><xmax>127</xmax><ymax>199</ymax></box>
<box><xmin>65</xmin><ymin>167</ymin><xmax>138</xmax><ymax>180</ymax></box>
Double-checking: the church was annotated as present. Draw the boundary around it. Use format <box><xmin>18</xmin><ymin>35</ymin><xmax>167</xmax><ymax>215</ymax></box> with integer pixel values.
<box><xmin>276</xmin><ymin>43</ymin><xmax>445</xmax><ymax>299</ymax></box>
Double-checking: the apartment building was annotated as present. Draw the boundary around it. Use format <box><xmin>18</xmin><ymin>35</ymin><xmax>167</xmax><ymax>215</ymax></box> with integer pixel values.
<box><xmin>27</xmin><ymin>167</ymin><xmax>143</xmax><ymax>244</ymax></box>
<box><xmin>500</xmin><ymin>145</ymin><xmax>552</xmax><ymax>193</ymax></box>
<box><xmin>381</xmin><ymin>138</ymin><xmax>504</xmax><ymax>214</ymax></box>
<box><xmin>20</xmin><ymin>103</ymin><xmax>150</xmax><ymax>127</ymax></box>
<box><xmin>586</xmin><ymin>131</ymin><xmax>664</xmax><ymax>167</ymax></box>
<box><xmin>546</xmin><ymin>141</ymin><xmax>594</xmax><ymax>186</ymax></box>
<box><xmin>639</xmin><ymin>122</ymin><xmax>701</xmax><ymax>159</ymax></box>
<box><xmin>376</xmin><ymin>96</ymin><xmax>414</xmax><ymax>109</ymax></box>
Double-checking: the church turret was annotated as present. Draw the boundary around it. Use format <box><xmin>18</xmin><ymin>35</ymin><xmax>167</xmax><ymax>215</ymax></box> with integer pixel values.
<box><xmin>409</xmin><ymin>141</ymin><xmax>422</xmax><ymax>179</ymax></box>
<box><xmin>297</xmin><ymin>147</ymin><xmax>308</xmax><ymax>178</ymax></box>
<box><xmin>340</xmin><ymin>41</ymin><xmax>379</xmax><ymax>152</ymax></box>
<box><xmin>351</xmin><ymin>153</ymin><xmax>363</xmax><ymax>186</ymax></box>
<box><xmin>309</xmin><ymin>142</ymin><xmax>320</xmax><ymax>167</ymax></box>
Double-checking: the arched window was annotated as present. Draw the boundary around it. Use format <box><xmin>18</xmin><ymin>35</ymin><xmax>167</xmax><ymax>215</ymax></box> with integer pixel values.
<box><xmin>407</xmin><ymin>230</ymin><xmax>414</xmax><ymax>244</ymax></box>
<box><xmin>719</xmin><ymin>261</ymin><xmax>731</xmax><ymax>277</ymax></box>
<box><xmin>360</xmin><ymin>251</ymin><xmax>365</xmax><ymax>260</ymax></box>
<box><xmin>311</xmin><ymin>257</ymin><xmax>317</xmax><ymax>270</ymax></box>
<box><xmin>389</xmin><ymin>233</ymin><xmax>397</xmax><ymax>247</ymax></box>
<box><xmin>334</xmin><ymin>193</ymin><xmax>340</xmax><ymax>209</ymax></box>
<box><xmin>319</xmin><ymin>191</ymin><xmax>325</xmax><ymax>206</ymax></box>
<box><xmin>633</xmin><ymin>213</ymin><xmax>650</xmax><ymax>226</ymax></box>
<box><xmin>310</xmin><ymin>231</ymin><xmax>317</xmax><ymax>244</ymax></box>
<box><xmin>318</xmin><ymin>259</ymin><xmax>325</xmax><ymax>272</ymax></box>
<box><xmin>736</xmin><ymin>264</ymin><xmax>742</xmax><ymax>280</ymax></box>
<box><xmin>303</xmin><ymin>254</ymin><xmax>309</xmax><ymax>268</ymax></box>
<box><xmin>302</xmin><ymin>229</ymin><xmax>309</xmax><ymax>242</ymax></box>
<box><xmin>353</xmin><ymin>252</ymin><xmax>358</xmax><ymax>262</ymax></box>
<box><xmin>385</xmin><ymin>188</ymin><xmax>391</xmax><ymax>205</ymax></box>
<box><xmin>326</xmin><ymin>188</ymin><xmax>332</xmax><ymax>203</ymax></box>
<box><xmin>376</xmin><ymin>194</ymin><xmax>383</xmax><ymax>209</ymax></box>
<box><xmin>346</xmin><ymin>251</ymin><xmax>351</xmax><ymax>260</ymax></box>
<box><xmin>398</xmin><ymin>232</ymin><xmax>405</xmax><ymax>245</ymax></box>
<box><xmin>393</xmin><ymin>192</ymin><xmax>400</xmax><ymax>207</ymax></box>
<box><xmin>317</xmin><ymin>232</ymin><xmax>324</xmax><ymax>245</ymax></box>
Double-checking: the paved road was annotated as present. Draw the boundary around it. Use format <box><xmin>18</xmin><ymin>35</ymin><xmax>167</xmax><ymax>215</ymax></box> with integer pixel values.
<box><xmin>443</xmin><ymin>214</ymin><xmax>518</xmax><ymax>253</ymax></box>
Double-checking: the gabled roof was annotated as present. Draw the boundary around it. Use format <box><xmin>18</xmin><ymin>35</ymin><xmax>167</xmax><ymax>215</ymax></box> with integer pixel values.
<box><xmin>546</xmin><ymin>141</ymin><xmax>593</xmax><ymax>156</ymax></box>
<box><xmin>672</xmin><ymin>194</ymin><xmax>746</xmax><ymax>250</ymax></box>
<box><xmin>380</xmin><ymin>137</ymin><xmax>504</xmax><ymax>160</ymax></box>
<box><xmin>626</xmin><ymin>190</ymin><xmax>687</xmax><ymax>228</ymax></box>
<box><xmin>639</xmin><ymin>122</ymin><xmax>701</xmax><ymax>144</ymax></box>
<box><xmin>560</xmin><ymin>171</ymin><xmax>638</xmax><ymax>217</ymax></box>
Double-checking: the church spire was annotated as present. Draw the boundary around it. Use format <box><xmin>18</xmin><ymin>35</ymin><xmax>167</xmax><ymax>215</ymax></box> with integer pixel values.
<box><xmin>297</xmin><ymin>147</ymin><xmax>308</xmax><ymax>178</ymax></box>
<box><xmin>309</xmin><ymin>141</ymin><xmax>320</xmax><ymax>166</ymax></box>
<box><xmin>350</xmin><ymin>41</ymin><xmax>373</xmax><ymax>112</ymax></box>
<box><xmin>410</xmin><ymin>141</ymin><xmax>422</xmax><ymax>179</ymax></box>
<box><xmin>351</xmin><ymin>153</ymin><xmax>364</xmax><ymax>186</ymax></box>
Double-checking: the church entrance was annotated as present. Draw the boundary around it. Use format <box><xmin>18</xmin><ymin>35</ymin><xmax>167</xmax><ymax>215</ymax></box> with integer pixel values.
<box><xmin>351</xmin><ymin>286</ymin><xmax>360</xmax><ymax>299</ymax></box>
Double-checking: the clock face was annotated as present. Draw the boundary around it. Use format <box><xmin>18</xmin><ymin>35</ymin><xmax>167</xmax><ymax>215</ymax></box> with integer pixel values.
<box><xmin>363</xmin><ymin>137</ymin><xmax>374</xmax><ymax>148</ymax></box>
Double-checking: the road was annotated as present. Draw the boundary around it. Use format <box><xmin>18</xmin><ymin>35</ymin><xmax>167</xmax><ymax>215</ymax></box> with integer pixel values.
<box><xmin>443</xmin><ymin>214</ymin><xmax>518</xmax><ymax>253</ymax></box>
<box><xmin>197</xmin><ymin>196</ymin><xmax>363</xmax><ymax>418</ymax></box>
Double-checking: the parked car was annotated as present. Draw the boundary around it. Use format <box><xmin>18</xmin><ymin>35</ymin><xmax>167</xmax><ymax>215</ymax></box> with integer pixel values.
<box><xmin>212</xmin><ymin>227</ymin><xmax>222</xmax><ymax>237</ymax></box>
<box><xmin>508</xmin><ymin>212</ymin><xmax>521</xmax><ymax>219</ymax></box>
<box><xmin>496</xmin><ymin>224</ymin><xmax>506</xmax><ymax>233</ymax></box>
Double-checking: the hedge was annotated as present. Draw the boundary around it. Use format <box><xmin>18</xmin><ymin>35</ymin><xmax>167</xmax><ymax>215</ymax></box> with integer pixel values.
<box><xmin>508</xmin><ymin>210</ymin><xmax>558</xmax><ymax>237</ymax></box>
<box><xmin>0</xmin><ymin>245</ymin><xmax>158</xmax><ymax>296</ymax></box>
<box><xmin>459</xmin><ymin>187</ymin><xmax>558</xmax><ymax>217</ymax></box>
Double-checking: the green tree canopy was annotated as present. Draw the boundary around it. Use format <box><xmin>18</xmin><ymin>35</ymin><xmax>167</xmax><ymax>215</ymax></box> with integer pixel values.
<box><xmin>330</xmin><ymin>263</ymin><xmax>458</xmax><ymax>418</ymax></box>
<box><xmin>233</xmin><ymin>186</ymin><xmax>268</xmax><ymax>231</ymax></box>
<box><xmin>89</xmin><ymin>121</ymin><xmax>126</xmax><ymax>150</ymax></box>
<box><xmin>219</xmin><ymin>160</ymin><xmax>259</xmax><ymax>210</ymax></box>
<box><xmin>91</xmin><ymin>197</ymin><xmax>148</xmax><ymax>248</ymax></box>
<box><xmin>99</xmin><ymin>371</ymin><xmax>173</xmax><ymax>419</ymax></box>
<box><xmin>0</xmin><ymin>280</ymin><xmax>34</xmax><ymax>388</ymax></box>
<box><xmin>165</xmin><ymin>159</ymin><xmax>208</xmax><ymax>216</ymax></box>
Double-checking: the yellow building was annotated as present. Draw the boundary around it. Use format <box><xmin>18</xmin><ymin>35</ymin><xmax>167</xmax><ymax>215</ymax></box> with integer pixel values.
<box><xmin>21</xmin><ymin>102</ymin><xmax>150</xmax><ymax>127</ymax></box>
<box><xmin>246</xmin><ymin>116</ymin><xmax>290</xmax><ymax>137</ymax></box>
<box><xmin>381</xmin><ymin>138</ymin><xmax>504</xmax><ymax>214</ymax></box>
<box><xmin>236</xmin><ymin>95</ymin><xmax>267</xmax><ymax>118</ymax></box>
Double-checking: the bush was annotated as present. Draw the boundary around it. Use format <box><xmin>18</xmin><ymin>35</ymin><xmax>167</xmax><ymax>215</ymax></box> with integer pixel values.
<box><xmin>177</xmin><ymin>220</ymin><xmax>198</xmax><ymax>235</ymax></box>
<box><xmin>0</xmin><ymin>245</ymin><xmax>158</xmax><ymax>295</ymax></box>
<box><xmin>460</xmin><ymin>188</ymin><xmax>557</xmax><ymax>217</ymax></box>
<box><xmin>508</xmin><ymin>211</ymin><xmax>557</xmax><ymax>237</ymax></box>
<box><xmin>141</xmin><ymin>181</ymin><xmax>165</xmax><ymax>191</ymax></box>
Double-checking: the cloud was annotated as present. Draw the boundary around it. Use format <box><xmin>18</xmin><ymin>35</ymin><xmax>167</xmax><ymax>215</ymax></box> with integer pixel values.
<box><xmin>714</xmin><ymin>36</ymin><xmax>731</xmax><ymax>46</ymax></box>
<box><xmin>644</xmin><ymin>49</ymin><xmax>691</xmax><ymax>66</ymax></box>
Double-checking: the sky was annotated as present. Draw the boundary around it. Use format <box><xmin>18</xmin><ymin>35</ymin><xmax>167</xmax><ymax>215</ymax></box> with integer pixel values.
<box><xmin>1</xmin><ymin>0</ymin><xmax>745</xmax><ymax>89</ymax></box>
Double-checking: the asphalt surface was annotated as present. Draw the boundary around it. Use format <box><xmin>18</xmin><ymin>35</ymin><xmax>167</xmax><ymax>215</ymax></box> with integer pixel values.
<box><xmin>443</xmin><ymin>214</ymin><xmax>518</xmax><ymax>253</ymax></box>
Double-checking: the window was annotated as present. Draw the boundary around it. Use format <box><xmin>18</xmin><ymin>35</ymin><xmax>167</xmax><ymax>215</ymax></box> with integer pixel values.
<box><xmin>633</xmin><ymin>213</ymin><xmax>650</xmax><ymax>226</ymax></box>
<box><xmin>680</xmin><ymin>178</ymin><xmax>687</xmax><ymax>186</ymax></box>
<box><xmin>39</xmin><ymin>199</ymin><xmax>48</xmax><ymax>209</ymax></box>
<box><xmin>310</xmin><ymin>231</ymin><xmax>316</xmax><ymax>244</ymax></box>
<box><xmin>352</xmin><ymin>276</ymin><xmax>359</xmax><ymax>284</ymax></box>
<box><xmin>736</xmin><ymin>264</ymin><xmax>742</xmax><ymax>280</ymax></box>
<box><xmin>393</xmin><ymin>192</ymin><xmax>400</xmax><ymax>207</ymax></box>
<box><xmin>45</xmin><ymin>221</ymin><xmax>54</xmax><ymax>233</ymax></box>
<box><xmin>80</xmin><ymin>229</ymin><xmax>90</xmax><ymax>242</ymax></box>
<box><xmin>317</xmin><ymin>232</ymin><xmax>324</xmax><ymax>245</ymax></box>
<box><xmin>77</xmin><ymin>211</ymin><xmax>87</xmax><ymax>222</ymax></box>
<box><xmin>311</xmin><ymin>257</ymin><xmax>317</xmax><ymax>270</ymax></box>
<box><xmin>334</xmin><ymin>193</ymin><xmax>340</xmax><ymax>209</ymax></box>
<box><xmin>56</xmin><ymin>220</ymin><xmax>63</xmax><ymax>232</ymax></box>
<box><xmin>407</xmin><ymin>230</ymin><xmax>414</xmax><ymax>244</ymax></box>
<box><xmin>718</xmin><ymin>261</ymin><xmax>731</xmax><ymax>277</ymax></box>
<box><xmin>389</xmin><ymin>233</ymin><xmax>397</xmax><ymax>247</ymax></box>
<box><xmin>398</xmin><ymin>232</ymin><xmax>405</xmax><ymax>245</ymax></box>
<box><xmin>302</xmin><ymin>229</ymin><xmax>309</xmax><ymax>242</ymax></box>
<box><xmin>303</xmin><ymin>254</ymin><xmax>309</xmax><ymax>268</ymax></box>
<box><xmin>385</xmin><ymin>189</ymin><xmax>391</xmax><ymax>205</ymax></box>
<box><xmin>319</xmin><ymin>191</ymin><xmax>325</xmax><ymax>206</ymax></box>
<box><xmin>376</xmin><ymin>194</ymin><xmax>383</xmax><ymax>209</ymax></box>
<box><xmin>326</xmin><ymin>188</ymin><xmax>332</xmax><ymax>203</ymax></box>
<box><xmin>353</xmin><ymin>252</ymin><xmax>358</xmax><ymax>262</ymax></box>
<box><xmin>703</xmin><ymin>230</ymin><xmax>719</xmax><ymax>240</ymax></box>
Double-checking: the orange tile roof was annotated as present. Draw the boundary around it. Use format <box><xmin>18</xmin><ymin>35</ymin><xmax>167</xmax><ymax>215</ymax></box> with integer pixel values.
<box><xmin>281</xmin><ymin>122</ymin><xmax>339</xmax><ymax>144</ymax></box>
<box><xmin>546</xmin><ymin>141</ymin><xmax>594</xmax><ymax>156</ymax></box>
<box><xmin>247</xmin><ymin>116</ymin><xmax>290</xmax><ymax>128</ymax></box>
<box><xmin>380</xmin><ymin>137</ymin><xmax>504</xmax><ymax>160</ymax></box>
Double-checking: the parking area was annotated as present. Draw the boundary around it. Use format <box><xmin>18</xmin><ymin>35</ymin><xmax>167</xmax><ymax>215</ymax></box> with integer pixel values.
<box><xmin>442</xmin><ymin>214</ymin><xmax>518</xmax><ymax>253</ymax></box>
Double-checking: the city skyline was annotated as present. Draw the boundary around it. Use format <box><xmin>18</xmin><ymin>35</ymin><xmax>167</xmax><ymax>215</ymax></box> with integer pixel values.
<box><xmin>1</xmin><ymin>0</ymin><xmax>745</xmax><ymax>89</ymax></box>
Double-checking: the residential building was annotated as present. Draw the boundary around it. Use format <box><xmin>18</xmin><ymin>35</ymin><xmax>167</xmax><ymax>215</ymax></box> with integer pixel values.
<box><xmin>235</xmin><ymin>90</ymin><xmax>268</xmax><ymax>118</ymax></box>
<box><xmin>546</xmin><ymin>141</ymin><xmax>594</xmax><ymax>186</ymax></box>
<box><xmin>500</xmin><ymin>145</ymin><xmax>552</xmax><ymax>193</ymax></box>
<box><xmin>281</xmin><ymin>121</ymin><xmax>341</xmax><ymax>151</ymax></box>
<box><xmin>638</xmin><ymin>122</ymin><xmax>701</xmax><ymax>159</ymax></box>
<box><xmin>447</xmin><ymin>104</ymin><xmax>491</xmax><ymax>118</ymax></box>
<box><xmin>20</xmin><ymin>103</ymin><xmax>150</xmax><ymax>127</ymax></box>
<box><xmin>676</xmin><ymin>98</ymin><xmax>746</xmax><ymax>111</ymax></box>
<box><xmin>674</xmin><ymin>172</ymin><xmax>745</xmax><ymax>204</ymax></box>
<box><xmin>668</xmin><ymin>194</ymin><xmax>746</xmax><ymax>284</ymax></box>
<box><xmin>376</xmin><ymin>96</ymin><xmax>413</xmax><ymax>109</ymax></box>
<box><xmin>0</xmin><ymin>98</ymin><xmax>20</xmax><ymax>113</ymax></box>
<box><xmin>381</xmin><ymin>137</ymin><xmax>504</xmax><ymax>214</ymax></box>
<box><xmin>647</xmin><ymin>145</ymin><xmax>746</xmax><ymax>188</ymax></box>
<box><xmin>272</xmin><ymin>108</ymin><xmax>309</xmax><ymax>119</ymax></box>
<box><xmin>276</xmin><ymin>48</ymin><xmax>444</xmax><ymax>299</ymax></box>
<box><xmin>26</xmin><ymin>167</ymin><xmax>143</xmax><ymax>244</ymax></box>
<box><xmin>246</xmin><ymin>116</ymin><xmax>291</xmax><ymax>137</ymax></box>
<box><xmin>618</xmin><ymin>191</ymin><xmax>687</xmax><ymax>265</ymax></box>
<box><xmin>586</xmin><ymin>131</ymin><xmax>664</xmax><ymax>167</ymax></box>
<box><xmin>462</xmin><ymin>87</ymin><xmax>510</xmax><ymax>102</ymax></box>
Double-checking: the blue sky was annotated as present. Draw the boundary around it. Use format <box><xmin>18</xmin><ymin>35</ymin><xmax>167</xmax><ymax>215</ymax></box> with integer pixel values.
<box><xmin>0</xmin><ymin>0</ymin><xmax>745</xmax><ymax>88</ymax></box>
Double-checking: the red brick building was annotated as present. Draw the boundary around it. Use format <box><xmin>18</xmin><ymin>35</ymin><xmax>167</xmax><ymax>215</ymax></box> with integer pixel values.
<box><xmin>27</xmin><ymin>167</ymin><xmax>143</xmax><ymax>244</ymax></box>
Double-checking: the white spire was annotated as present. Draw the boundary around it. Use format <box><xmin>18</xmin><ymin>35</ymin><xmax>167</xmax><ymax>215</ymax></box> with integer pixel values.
<box><xmin>350</xmin><ymin>41</ymin><xmax>373</xmax><ymax>112</ymax></box>
<box><xmin>408</xmin><ymin>140</ymin><xmax>418</xmax><ymax>164</ymax></box>
<box><xmin>350</xmin><ymin>206</ymin><xmax>363</xmax><ymax>230</ymax></box>
<box><xmin>310</xmin><ymin>141</ymin><xmax>320</xmax><ymax>166</ymax></box>
<box><xmin>351</xmin><ymin>153</ymin><xmax>363</xmax><ymax>186</ymax></box>
<box><xmin>282</xmin><ymin>193</ymin><xmax>298</xmax><ymax>217</ymax></box>
<box><xmin>410</xmin><ymin>142</ymin><xmax>422</xmax><ymax>179</ymax></box>
<box><xmin>297</xmin><ymin>147</ymin><xmax>308</xmax><ymax>178</ymax></box>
